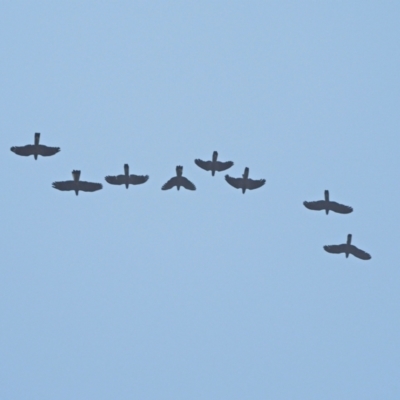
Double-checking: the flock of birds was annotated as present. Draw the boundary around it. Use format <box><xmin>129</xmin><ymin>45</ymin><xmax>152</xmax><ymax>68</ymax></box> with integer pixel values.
<box><xmin>11</xmin><ymin>133</ymin><xmax>371</xmax><ymax>261</ymax></box>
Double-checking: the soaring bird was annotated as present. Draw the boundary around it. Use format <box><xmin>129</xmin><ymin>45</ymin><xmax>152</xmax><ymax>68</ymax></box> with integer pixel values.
<box><xmin>324</xmin><ymin>234</ymin><xmax>371</xmax><ymax>260</ymax></box>
<box><xmin>194</xmin><ymin>151</ymin><xmax>233</xmax><ymax>176</ymax></box>
<box><xmin>105</xmin><ymin>164</ymin><xmax>149</xmax><ymax>189</ymax></box>
<box><xmin>52</xmin><ymin>170</ymin><xmax>102</xmax><ymax>196</ymax></box>
<box><xmin>303</xmin><ymin>190</ymin><xmax>353</xmax><ymax>215</ymax></box>
<box><xmin>161</xmin><ymin>166</ymin><xmax>196</xmax><ymax>191</ymax></box>
<box><xmin>10</xmin><ymin>132</ymin><xmax>60</xmax><ymax>160</ymax></box>
<box><xmin>225</xmin><ymin>167</ymin><xmax>265</xmax><ymax>194</ymax></box>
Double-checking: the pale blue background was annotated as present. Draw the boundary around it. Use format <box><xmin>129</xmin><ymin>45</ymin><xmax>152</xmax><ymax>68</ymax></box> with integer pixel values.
<box><xmin>1</xmin><ymin>2</ymin><xmax>399</xmax><ymax>399</ymax></box>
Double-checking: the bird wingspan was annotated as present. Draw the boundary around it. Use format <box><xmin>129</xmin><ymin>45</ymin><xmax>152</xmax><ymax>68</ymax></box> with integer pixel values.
<box><xmin>225</xmin><ymin>175</ymin><xmax>243</xmax><ymax>189</ymax></box>
<box><xmin>105</xmin><ymin>175</ymin><xmax>126</xmax><ymax>185</ymax></box>
<box><xmin>52</xmin><ymin>180</ymin><xmax>75</xmax><ymax>191</ymax></box>
<box><xmin>329</xmin><ymin>201</ymin><xmax>353</xmax><ymax>214</ymax></box>
<box><xmin>37</xmin><ymin>145</ymin><xmax>60</xmax><ymax>157</ymax></box>
<box><xmin>162</xmin><ymin>177</ymin><xmax>178</xmax><ymax>190</ymax></box>
<box><xmin>194</xmin><ymin>159</ymin><xmax>212</xmax><ymax>171</ymax></box>
<box><xmin>129</xmin><ymin>174</ymin><xmax>149</xmax><ymax>185</ymax></box>
<box><xmin>215</xmin><ymin>161</ymin><xmax>234</xmax><ymax>172</ymax></box>
<box><xmin>303</xmin><ymin>200</ymin><xmax>325</xmax><ymax>211</ymax></box>
<box><xmin>247</xmin><ymin>178</ymin><xmax>266</xmax><ymax>190</ymax></box>
<box><xmin>323</xmin><ymin>244</ymin><xmax>347</xmax><ymax>254</ymax></box>
<box><xmin>350</xmin><ymin>245</ymin><xmax>371</xmax><ymax>260</ymax></box>
<box><xmin>180</xmin><ymin>177</ymin><xmax>196</xmax><ymax>190</ymax></box>
<box><xmin>10</xmin><ymin>145</ymin><xmax>35</xmax><ymax>156</ymax></box>
<box><xmin>78</xmin><ymin>181</ymin><xmax>103</xmax><ymax>192</ymax></box>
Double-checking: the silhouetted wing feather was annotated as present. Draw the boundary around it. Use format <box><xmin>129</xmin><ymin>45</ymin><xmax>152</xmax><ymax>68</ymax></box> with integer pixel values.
<box><xmin>52</xmin><ymin>180</ymin><xmax>75</xmax><ymax>191</ymax></box>
<box><xmin>329</xmin><ymin>201</ymin><xmax>353</xmax><ymax>214</ymax></box>
<box><xmin>225</xmin><ymin>175</ymin><xmax>243</xmax><ymax>189</ymax></box>
<box><xmin>78</xmin><ymin>181</ymin><xmax>103</xmax><ymax>192</ymax></box>
<box><xmin>129</xmin><ymin>175</ymin><xmax>149</xmax><ymax>185</ymax></box>
<box><xmin>247</xmin><ymin>178</ymin><xmax>266</xmax><ymax>190</ymax></box>
<box><xmin>303</xmin><ymin>200</ymin><xmax>325</xmax><ymax>211</ymax></box>
<box><xmin>215</xmin><ymin>161</ymin><xmax>234</xmax><ymax>172</ymax></box>
<box><xmin>194</xmin><ymin>159</ymin><xmax>212</xmax><ymax>171</ymax></box>
<box><xmin>10</xmin><ymin>145</ymin><xmax>35</xmax><ymax>156</ymax></box>
<box><xmin>323</xmin><ymin>244</ymin><xmax>347</xmax><ymax>254</ymax></box>
<box><xmin>162</xmin><ymin>177</ymin><xmax>178</xmax><ymax>190</ymax></box>
<box><xmin>37</xmin><ymin>145</ymin><xmax>60</xmax><ymax>157</ymax></box>
<box><xmin>350</xmin><ymin>245</ymin><xmax>371</xmax><ymax>260</ymax></box>
<box><xmin>105</xmin><ymin>175</ymin><xmax>126</xmax><ymax>185</ymax></box>
<box><xmin>180</xmin><ymin>177</ymin><xmax>196</xmax><ymax>190</ymax></box>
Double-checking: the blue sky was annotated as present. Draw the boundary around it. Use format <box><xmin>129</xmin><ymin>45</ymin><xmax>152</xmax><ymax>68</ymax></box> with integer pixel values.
<box><xmin>1</xmin><ymin>2</ymin><xmax>399</xmax><ymax>399</ymax></box>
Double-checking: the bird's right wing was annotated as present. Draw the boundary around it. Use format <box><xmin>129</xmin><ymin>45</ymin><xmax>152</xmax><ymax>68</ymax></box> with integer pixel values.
<box><xmin>225</xmin><ymin>175</ymin><xmax>243</xmax><ymax>189</ymax></box>
<box><xmin>37</xmin><ymin>145</ymin><xmax>60</xmax><ymax>157</ymax></box>
<box><xmin>303</xmin><ymin>200</ymin><xmax>325</xmax><ymax>211</ymax></box>
<box><xmin>180</xmin><ymin>177</ymin><xmax>196</xmax><ymax>190</ymax></box>
<box><xmin>215</xmin><ymin>161</ymin><xmax>234</xmax><ymax>172</ymax></box>
<box><xmin>52</xmin><ymin>180</ymin><xmax>75</xmax><ymax>191</ymax></box>
<box><xmin>161</xmin><ymin>177</ymin><xmax>178</xmax><ymax>190</ymax></box>
<box><xmin>323</xmin><ymin>244</ymin><xmax>347</xmax><ymax>254</ymax></box>
<box><xmin>350</xmin><ymin>245</ymin><xmax>371</xmax><ymax>260</ymax></box>
<box><xmin>105</xmin><ymin>175</ymin><xmax>126</xmax><ymax>185</ymax></box>
<box><xmin>247</xmin><ymin>178</ymin><xmax>266</xmax><ymax>190</ymax></box>
<box><xmin>329</xmin><ymin>201</ymin><xmax>353</xmax><ymax>214</ymax></box>
<box><xmin>10</xmin><ymin>145</ymin><xmax>35</xmax><ymax>157</ymax></box>
<box><xmin>194</xmin><ymin>159</ymin><xmax>212</xmax><ymax>171</ymax></box>
<box><xmin>129</xmin><ymin>174</ymin><xmax>149</xmax><ymax>185</ymax></box>
<box><xmin>78</xmin><ymin>181</ymin><xmax>103</xmax><ymax>192</ymax></box>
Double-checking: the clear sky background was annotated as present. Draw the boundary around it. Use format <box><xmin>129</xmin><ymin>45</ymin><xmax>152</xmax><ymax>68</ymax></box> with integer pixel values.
<box><xmin>1</xmin><ymin>2</ymin><xmax>399</xmax><ymax>399</ymax></box>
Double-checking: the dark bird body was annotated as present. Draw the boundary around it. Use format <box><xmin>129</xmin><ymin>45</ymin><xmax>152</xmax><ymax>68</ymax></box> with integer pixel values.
<box><xmin>105</xmin><ymin>164</ymin><xmax>149</xmax><ymax>189</ymax></box>
<box><xmin>162</xmin><ymin>166</ymin><xmax>196</xmax><ymax>191</ymax></box>
<box><xmin>11</xmin><ymin>133</ymin><xmax>60</xmax><ymax>160</ymax></box>
<box><xmin>225</xmin><ymin>167</ymin><xmax>265</xmax><ymax>194</ymax></box>
<box><xmin>324</xmin><ymin>234</ymin><xmax>371</xmax><ymax>260</ymax></box>
<box><xmin>194</xmin><ymin>151</ymin><xmax>233</xmax><ymax>176</ymax></box>
<box><xmin>52</xmin><ymin>170</ymin><xmax>102</xmax><ymax>196</ymax></box>
<box><xmin>304</xmin><ymin>190</ymin><xmax>353</xmax><ymax>215</ymax></box>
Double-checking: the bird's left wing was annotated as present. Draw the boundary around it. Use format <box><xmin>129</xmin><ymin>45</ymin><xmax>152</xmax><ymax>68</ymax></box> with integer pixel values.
<box><xmin>162</xmin><ymin>177</ymin><xmax>178</xmax><ymax>190</ymax></box>
<box><xmin>247</xmin><ymin>178</ymin><xmax>266</xmax><ymax>190</ymax></box>
<box><xmin>350</xmin><ymin>245</ymin><xmax>371</xmax><ymax>260</ymax></box>
<box><xmin>52</xmin><ymin>180</ymin><xmax>75</xmax><ymax>191</ymax></box>
<box><xmin>129</xmin><ymin>174</ymin><xmax>149</xmax><ymax>185</ymax></box>
<box><xmin>323</xmin><ymin>244</ymin><xmax>347</xmax><ymax>254</ymax></box>
<box><xmin>180</xmin><ymin>177</ymin><xmax>196</xmax><ymax>190</ymax></box>
<box><xmin>10</xmin><ymin>145</ymin><xmax>35</xmax><ymax>157</ymax></box>
<box><xmin>215</xmin><ymin>161</ymin><xmax>234</xmax><ymax>172</ymax></box>
<box><xmin>194</xmin><ymin>159</ymin><xmax>212</xmax><ymax>171</ymax></box>
<box><xmin>78</xmin><ymin>181</ymin><xmax>103</xmax><ymax>192</ymax></box>
<box><xmin>37</xmin><ymin>145</ymin><xmax>60</xmax><ymax>157</ymax></box>
<box><xmin>105</xmin><ymin>175</ymin><xmax>125</xmax><ymax>185</ymax></box>
<box><xmin>329</xmin><ymin>201</ymin><xmax>353</xmax><ymax>214</ymax></box>
<box><xmin>225</xmin><ymin>175</ymin><xmax>243</xmax><ymax>189</ymax></box>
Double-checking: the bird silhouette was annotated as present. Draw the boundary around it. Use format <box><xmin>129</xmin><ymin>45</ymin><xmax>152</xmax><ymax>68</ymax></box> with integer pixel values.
<box><xmin>52</xmin><ymin>170</ymin><xmax>102</xmax><ymax>196</ymax></box>
<box><xmin>324</xmin><ymin>234</ymin><xmax>371</xmax><ymax>260</ymax></box>
<box><xmin>161</xmin><ymin>166</ymin><xmax>196</xmax><ymax>191</ymax></box>
<box><xmin>105</xmin><ymin>164</ymin><xmax>149</xmax><ymax>189</ymax></box>
<box><xmin>194</xmin><ymin>151</ymin><xmax>233</xmax><ymax>176</ymax></box>
<box><xmin>303</xmin><ymin>190</ymin><xmax>353</xmax><ymax>215</ymax></box>
<box><xmin>225</xmin><ymin>167</ymin><xmax>265</xmax><ymax>194</ymax></box>
<box><xmin>11</xmin><ymin>132</ymin><xmax>60</xmax><ymax>160</ymax></box>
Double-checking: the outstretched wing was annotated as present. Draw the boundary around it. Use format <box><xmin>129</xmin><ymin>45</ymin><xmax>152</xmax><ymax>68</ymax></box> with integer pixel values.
<box><xmin>247</xmin><ymin>178</ymin><xmax>266</xmax><ymax>190</ymax></box>
<box><xmin>180</xmin><ymin>177</ymin><xmax>196</xmax><ymax>190</ymax></box>
<box><xmin>37</xmin><ymin>145</ymin><xmax>60</xmax><ymax>157</ymax></box>
<box><xmin>303</xmin><ymin>200</ymin><xmax>325</xmax><ymax>211</ymax></box>
<box><xmin>10</xmin><ymin>145</ymin><xmax>35</xmax><ymax>157</ymax></box>
<box><xmin>78</xmin><ymin>181</ymin><xmax>103</xmax><ymax>192</ymax></box>
<box><xmin>323</xmin><ymin>244</ymin><xmax>347</xmax><ymax>254</ymax></box>
<box><xmin>329</xmin><ymin>201</ymin><xmax>353</xmax><ymax>214</ymax></box>
<box><xmin>162</xmin><ymin>177</ymin><xmax>178</xmax><ymax>190</ymax></box>
<box><xmin>194</xmin><ymin>159</ymin><xmax>212</xmax><ymax>171</ymax></box>
<box><xmin>225</xmin><ymin>175</ymin><xmax>243</xmax><ymax>189</ymax></box>
<box><xmin>52</xmin><ymin>180</ymin><xmax>75</xmax><ymax>191</ymax></box>
<box><xmin>105</xmin><ymin>175</ymin><xmax>126</xmax><ymax>185</ymax></box>
<box><xmin>350</xmin><ymin>245</ymin><xmax>371</xmax><ymax>260</ymax></box>
<box><xmin>214</xmin><ymin>160</ymin><xmax>234</xmax><ymax>172</ymax></box>
<box><xmin>129</xmin><ymin>174</ymin><xmax>149</xmax><ymax>185</ymax></box>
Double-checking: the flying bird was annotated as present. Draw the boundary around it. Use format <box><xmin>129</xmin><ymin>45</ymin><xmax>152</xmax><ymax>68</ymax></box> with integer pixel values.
<box><xmin>303</xmin><ymin>190</ymin><xmax>353</xmax><ymax>215</ymax></box>
<box><xmin>225</xmin><ymin>167</ymin><xmax>265</xmax><ymax>194</ymax></box>
<box><xmin>52</xmin><ymin>170</ymin><xmax>102</xmax><ymax>196</ymax></box>
<box><xmin>324</xmin><ymin>234</ymin><xmax>371</xmax><ymax>260</ymax></box>
<box><xmin>10</xmin><ymin>132</ymin><xmax>60</xmax><ymax>160</ymax></box>
<box><xmin>105</xmin><ymin>164</ymin><xmax>149</xmax><ymax>189</ymax></box>
<box><xmin>161</xmin><ymin>166</ymin><xmax>196</xmax><ymax>191</ymax></box>
<box><xmin>194</xmin><ymin>151</ymin><xmax>234</xmax><ymax>176</ymax></box>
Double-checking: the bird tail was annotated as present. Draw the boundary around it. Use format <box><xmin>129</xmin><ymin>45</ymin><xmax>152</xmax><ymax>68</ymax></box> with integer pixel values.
<box><xmin>72</xmin><ymin>170</ymin><xmax>81</xmax><ymax>182</ymax></box>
